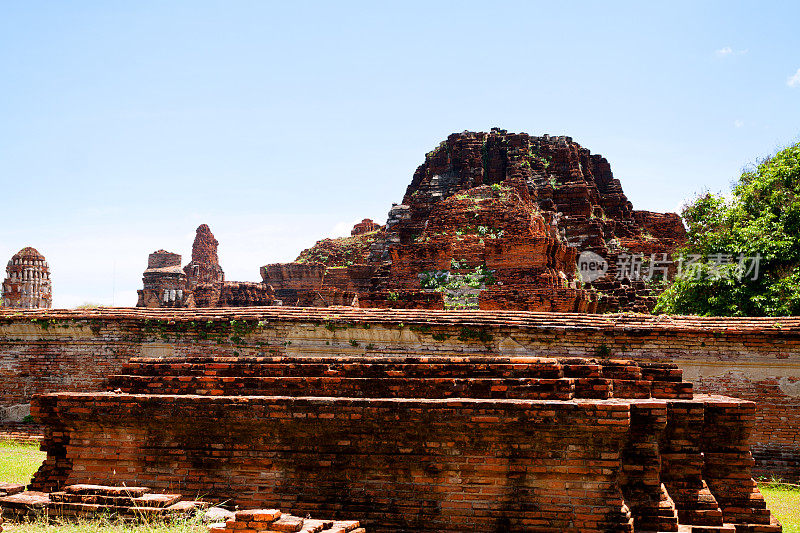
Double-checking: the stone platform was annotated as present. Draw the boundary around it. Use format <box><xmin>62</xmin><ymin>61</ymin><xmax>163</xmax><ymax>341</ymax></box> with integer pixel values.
<box><xmin>29</xmin><ymin>354</ymin><xmax>781</xmax><ymax>532</ymax></box>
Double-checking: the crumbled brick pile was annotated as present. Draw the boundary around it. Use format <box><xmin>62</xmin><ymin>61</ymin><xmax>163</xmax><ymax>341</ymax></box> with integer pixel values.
<box><xmin>265</xmin><ymin>129</ymin><xmax>687</xmax><ymax>312</ymax></box>
<box><xmin>0</xmin><ymin>484</ymin><xmax>205</xmax><ymax>521</ymax></box>
<box><xmin>209</xmin><ymin>509</ymin><xmax>364</xmax><ymax>533</ymax></box>
<box><xmin>29</xmin><ymin>352</ymin><xmax>782</xmax><ymax>532</ymax></box>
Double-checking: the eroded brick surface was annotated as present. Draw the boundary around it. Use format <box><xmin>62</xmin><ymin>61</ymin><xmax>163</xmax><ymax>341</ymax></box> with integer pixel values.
<box><xmin>265</xmin><ymin>130</ymin><xmax>687</xmax><ymax>312</ymax></box>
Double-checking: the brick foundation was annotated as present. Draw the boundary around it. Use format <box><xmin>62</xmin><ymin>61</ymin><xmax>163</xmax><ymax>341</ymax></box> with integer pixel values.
<box><xmin>29</xmin><ymin>353</ymin><xmax>782</xmax><ymax>532</ymax></box>
<box><xmin>1</xmin><ymin>307</ymin><xmax>799</xmax><ymax>484</ymax></box>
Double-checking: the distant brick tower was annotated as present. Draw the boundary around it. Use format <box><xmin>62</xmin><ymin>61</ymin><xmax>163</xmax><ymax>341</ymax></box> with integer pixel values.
<box><xmin>184</xmin><ymin>224</ymin><xmax>225</xmax><ymax>290</ymax></box>
<box><xmin>351</xmin><ymin>218</ymin><xmax>381</xmax><ymax>235</ymax></box>
<box><xmin>136</xmin><ymin>250</ymin><xmax>194</xmax><ymax>308</ymax></box>
<box><xmin>2</xmin><ymin>247</ymin><xmax>52</xmax><ymax>309</ymax></box>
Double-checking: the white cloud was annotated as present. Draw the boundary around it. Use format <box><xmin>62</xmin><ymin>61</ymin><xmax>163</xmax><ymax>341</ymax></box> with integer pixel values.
<box><xmin>734</xmin><ymin>120</ymin><xmax>744</xmax><ymax>128</ymax></box>
<box><xmin>330</xmin><ymin>220</ymin><xmax>359</xmax><ymax>238</ymax></box>
<box><xmin>715</xmin><ymin>47</ymin><xmax>748</xmax><ymax>58</ymax></box>
<box><xmin>788</xmin><ymin>68</ymin><xmax>800</xmax><ymax>88</ymax></box>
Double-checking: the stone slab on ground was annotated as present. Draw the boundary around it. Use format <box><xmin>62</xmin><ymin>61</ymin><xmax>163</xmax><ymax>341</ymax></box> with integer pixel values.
<box><xmin>0</xmin><ymin>484</ymin><xmax>24</xmax><ymax>498</ymax></box>
<box><xmin>0</xmin><ymin>485</ymin><xmax>207</xmax><ymax>521</ymax></box>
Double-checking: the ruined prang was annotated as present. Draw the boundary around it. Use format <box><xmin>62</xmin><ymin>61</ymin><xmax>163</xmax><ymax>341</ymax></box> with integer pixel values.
<box><xmin>136</xmin><ymin>250</ymin><xmax>193</xmax><ymax>308</ymax></box>
<box><xmin>137</xmin><ymin>225</ymin><xmax>276</xmax><ymax>308</ymax></box>
<box><xmin>2</xmin><ymin>247</ymin><xmax>52</xmax><ymax>309</ymax></box>
<box><xmin>265</xmin><ymin>129</ymin><xmax>687</xmax><ymax>312</ymax></box>
<box><xmin>184</xmin><ymin>224</ymin><xmax>225</xmax><ymax>290</ymax></box>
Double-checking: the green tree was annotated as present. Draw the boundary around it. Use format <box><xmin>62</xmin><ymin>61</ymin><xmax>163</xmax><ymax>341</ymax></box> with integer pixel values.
<box><xmin>655</xmin><ymin>142</ymin><xmax>800</xmax><ymax>316</ymax></box>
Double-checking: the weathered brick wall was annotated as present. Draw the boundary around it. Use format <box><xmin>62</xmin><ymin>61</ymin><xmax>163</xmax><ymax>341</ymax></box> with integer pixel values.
<box><xmin>2</xmin><ymin>308</ymin><xmax>799</xmax><ymax>480</ymax></box>
<box><xmin>32</xmin><ymin>393</ymin><xmax>635</xmax><ymax>532</ymax></box>
<box><xmin>30</xmin><ymin>351</ymin><xmax>777</xmax><ymax>531</ymax></box>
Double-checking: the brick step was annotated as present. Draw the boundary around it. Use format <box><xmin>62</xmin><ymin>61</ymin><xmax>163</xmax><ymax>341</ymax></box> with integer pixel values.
<box><xmin>721</xmin><ymin>506</ymin><xmax>773</xmax><ymax>524</ymax></box>
<box><xmin>120</xmin><ymin>355</ymin><xmax>683</xmax><ymax>382</ymax></box>
<box><xmin>108</xmin><ymin>374</ymin><xmax>688</xmax><ymax>400</ymax></box>
<box><xmin>0</xmin><ymin>488</ymin><xmax>206</xmax><ymax>521</ymax></box>
<box><xmin>63</xmin><ymin>484</ymin><xmax>151</xmax><ymax>497</ymax></box>
<box><xmin>678</xmin><ymin>508</ymin><xmax>725</xmax><ymax>526</ymax></box>
<box><xmin>111</xmin><ymin>375</ymin><xmax>580</xmax><ymax>399</ymax></box>
<box><xmin>680</xmin><ymin>525</ymin><xmax>737</xmax><ymax>532</ymax></box>
<box><xmin>731</xmin><ymin>515</ymin><xmax>783</xmax><ymax>532</ymax></box>
<box><xmin>120</xmin><ymin>358</ymin><xmax>566</xmax><ymax>379</ymax></box>
<box><xmin>50</xmin><ymin>491</ymin><xmax>182</xmax><ymax>508</ymax></box>
<box><xmin>111</xmin><ymin>373</ymin><xmax>692</xmax><ymax>400</ymax></box>
<box><xmin>0</xmin><ymin>483</ymin><xmax>24</xmax><ymax>497</ymax></box>
<box><xmin>0</xmin><ymin>491</ymin><xmax>50</xmax><ymax>512</ymax></box>
<box><xmin>48</xmin><ymin>500</ymin><xmax>203</xmax><ymax>518</ymax></box>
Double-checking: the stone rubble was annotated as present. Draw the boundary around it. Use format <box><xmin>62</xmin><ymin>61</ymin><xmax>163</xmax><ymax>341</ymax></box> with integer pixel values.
<box><xmin>0</xmin><ymin>484</ymin><xmax>206</xmax><ymax>521</ymax></box>
<box><xmin>208</xmin><ymin>509</ymin><xmax>364</xmax><ymax>533</ymax></box>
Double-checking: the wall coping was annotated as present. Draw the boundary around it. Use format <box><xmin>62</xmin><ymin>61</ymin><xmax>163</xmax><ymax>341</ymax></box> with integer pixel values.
<box><xmin>1</xmin><ymin>306</ymin><xmax>799</xmax><ymax>335</ymax></box>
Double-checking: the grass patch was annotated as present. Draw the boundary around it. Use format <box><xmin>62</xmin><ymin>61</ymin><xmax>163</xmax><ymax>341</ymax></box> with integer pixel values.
<box><xmin>1</xmin><ymin>440</ymin><xmax>205</xmax><ymax>532</ymax></box>
<box><xmin>7</xmin><ymin>514</ymin><xmax>206</xmax><ymax>533</ymax></box>
<box><xmin>760</xmin><ymin>482</ymin><xmax>800</xmax><ymax>532</ymax></box>
<box><xmin>0</xmin><ymin>440</ymin><xmax>46</xmax><ymax>485</ymax></box>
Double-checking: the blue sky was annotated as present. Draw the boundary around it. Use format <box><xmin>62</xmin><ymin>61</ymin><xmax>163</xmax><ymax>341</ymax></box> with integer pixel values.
<box><xmin>1</xmin><ymin>1</ymin><xmax>798</xmax><ymax>307</ymax></box>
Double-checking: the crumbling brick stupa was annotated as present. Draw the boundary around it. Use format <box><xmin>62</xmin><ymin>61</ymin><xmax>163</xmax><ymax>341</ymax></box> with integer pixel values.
<box><xmin>265</xmin><ymin>129</ymin><xmax>687</xmax><ymax>312</ymax></box>
<box><xmin>2</xmin><ymin>247</ymin><xmax>52</xmax><ymax>309</ymax></box>
<box><xmin>30</xmin><ymin>338</ymin><xmax>782</xmax><ymax>532</ymax></box>
<box><xmin>137</xmin><ymin>224</ymin><xmax>276</xmax><ymax>308</ymax></box>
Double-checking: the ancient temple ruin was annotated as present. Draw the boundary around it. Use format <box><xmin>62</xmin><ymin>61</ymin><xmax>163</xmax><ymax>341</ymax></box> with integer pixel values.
<box><xmin>133</xmin><ymin>130</ymin><xmax>685</xmax><ymax>312</ymax></box>
<box><xmin>26</xmin><ymin>308</ymin><xmax>783</xmax><ymax>532</ymax></box>
<box><xmin>2</xmin><ymin>247</ymin><xmax>52</xmax><ymax>309</ymax></box>
<box><xmin>266</xmin><ymin>129</ymin><xmax>687</xmax><ymax>312</ymax></box>
<box><xmin>137</xmin><ymin>224</ymin><xmax>275</xmax><ymax>308</ymax></box>
<box><xmin>137</xmin><ymin>250</ymin><xmax>191</xmax><ymax>308</ymax></box>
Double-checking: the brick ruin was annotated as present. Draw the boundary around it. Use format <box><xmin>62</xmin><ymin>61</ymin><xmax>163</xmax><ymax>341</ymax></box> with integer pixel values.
<box><xmin>0</xmin><ymin>484</ymin><xmax>205</xmax><ymax>520</ymax></box>
<box><xmin>137</xmin><ymin>224</ymin><xmax>276</xmax><ymax>308</ymax></box>
<box><xmin>2</xmin><ymin>308</ymin><xmax>799</xmax><ymax>481</ymax></box>
<box><xmin>2</xmin><ymin>247</ymin><xmax>52</xmax><ymax>309</ymax></box>
<box><xmin>351</xmin><ymin>218</ymin><xmax>381</xmax><ymax>236</ymax></box>
<box><xmin>0</xmin><ymin>485</ymin><xmax>364</xmax><ymax>533</ymax></box>
<box><xmin>264</xmin><ymin>129</ymin><xmax>687</xmax><ymax>312</ymax></box>
<box><xmin>135</xmin><ymin>130</ymin><xmax>685</xmax><ymax>312</ymax></box>
<box><xmin>29</xmin><ymin>345</ymin><xmax>782</xmax><ymax>531</ymax></box>
<box><xmin>211</xmin><ymin>509</ymin><xmax>364</xmax><ymax>533</ymax></box>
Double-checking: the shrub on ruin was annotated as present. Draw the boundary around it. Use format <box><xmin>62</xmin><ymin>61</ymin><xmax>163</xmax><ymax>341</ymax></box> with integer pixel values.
<box><xmin>656</xmin><ymin>142</ymin><xmax>800</xmax><ymax>316</ymax></box>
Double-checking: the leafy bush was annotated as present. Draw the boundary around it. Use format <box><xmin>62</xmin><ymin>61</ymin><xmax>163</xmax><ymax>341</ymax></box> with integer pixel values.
<box><xmin>656</xmin><ymin>143</ymin><xmax>800</xmax><ymax>316</ymax></box>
